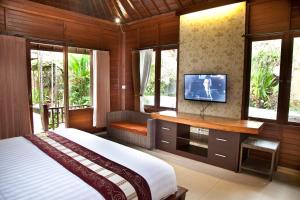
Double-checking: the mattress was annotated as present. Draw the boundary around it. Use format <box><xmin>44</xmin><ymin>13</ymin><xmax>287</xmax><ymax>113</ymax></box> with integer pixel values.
<box><xmin>0</xmin><ymin>128</ymin><xmax>177</xmax><ymax>200</ymax></box>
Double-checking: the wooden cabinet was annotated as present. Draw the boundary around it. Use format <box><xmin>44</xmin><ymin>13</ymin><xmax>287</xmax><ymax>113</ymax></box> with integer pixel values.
<box><xmin>208</xmin><ymin>130</ymin><xmax>242</xmax><ymax>171</ymax></box>
<box><xmin>153</xmin><ymin>111</ymin><xmax>263</xmax><ymax>172</ymax></box>
<box><xmin>155</xmin><ymin>120</ymin><xmax>247</xmax><ymax>171</ymax></box>
<box><xmin>156</xmin><ymin>120</ymin><xmax>177</xmax><ymax>153</ymax></box>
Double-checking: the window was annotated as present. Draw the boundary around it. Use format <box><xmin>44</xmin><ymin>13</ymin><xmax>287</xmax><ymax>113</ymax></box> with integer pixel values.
<box><xmin>68</xmin><ymin>48</ymin><xmax>92</xmax><ymax>109</ymax></box>
<box><xmin>289</xmin><ymin>37</ymin><xmax>300</xmax><ymax>123</ymax></box>
<box><xmin>160</xmin><ymin>49</ymin><xmax>178</xmax><ymax>108</ymax></box>
<box><xmin>142</xmin><ymin>48</ymin><xmax>178</xmax><ymax>111</ymax></box>
<box><xmin>143</xmin><ymin>52</ymin><xmax>156</xmax><ymax>106</ymax></box>
<box><xmin>248</xmin><ymin>39</ymin><xmax>281</xmax><ymax>120</ymax></box>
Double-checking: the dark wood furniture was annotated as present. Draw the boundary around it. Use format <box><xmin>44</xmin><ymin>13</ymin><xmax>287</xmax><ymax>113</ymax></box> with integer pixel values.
<box><xmin>239</xmin><ymin>137</ymin><xmax>280</xmax><ymax>181</ymax></box>
<box><xmin>166</xmin><ymin>186</ymin><xmax>188</xmax><ymax>200</ymax></box>
<box><xmin>151</xmin><ymin>111</ymin><xmax>264</xmax><ymax>171</ymax></box>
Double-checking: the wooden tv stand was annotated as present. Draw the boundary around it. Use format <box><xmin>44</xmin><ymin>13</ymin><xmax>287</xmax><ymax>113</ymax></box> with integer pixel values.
<box><xmin>151</xmin><ymin>111</ymin><xmax>264</xmax><ymax>171</ymax></box>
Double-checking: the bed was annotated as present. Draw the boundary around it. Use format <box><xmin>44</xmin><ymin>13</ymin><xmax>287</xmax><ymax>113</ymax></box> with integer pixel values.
<box><xmin>0</xmin><ymin>128</ymin><xmax>186</xmax><ymax>200</ymax></box>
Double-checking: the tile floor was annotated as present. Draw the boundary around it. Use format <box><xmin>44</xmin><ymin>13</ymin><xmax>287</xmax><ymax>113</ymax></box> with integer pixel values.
<box><xmin>137</xmin><ymin>147</ymin><xmax>300</xmax><ymax>200</ymax></box>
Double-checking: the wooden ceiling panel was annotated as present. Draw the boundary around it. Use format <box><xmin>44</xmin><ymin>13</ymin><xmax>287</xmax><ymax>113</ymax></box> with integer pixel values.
<box><xmin>27</xmin><ymin>0</ymin><xmax>199</xmax><ymax>23</ymax></box>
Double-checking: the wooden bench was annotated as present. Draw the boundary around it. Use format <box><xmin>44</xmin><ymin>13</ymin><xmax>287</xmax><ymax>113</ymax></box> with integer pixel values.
<box><xmin>107</xmin><ymin>111</ymin><xmax>155</xmax><ymax>149</ymax></box>
<box><xmin>109</xmin><ymin>121</ymin><xmax>147</xmax><ymax>136</ymax></box>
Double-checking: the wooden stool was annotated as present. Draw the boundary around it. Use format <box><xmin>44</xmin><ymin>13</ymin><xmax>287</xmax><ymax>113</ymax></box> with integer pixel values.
<box><xmin>239</xmin><ymin>137</ymin><xmax>280</xmax><ymax>181</ymax></box>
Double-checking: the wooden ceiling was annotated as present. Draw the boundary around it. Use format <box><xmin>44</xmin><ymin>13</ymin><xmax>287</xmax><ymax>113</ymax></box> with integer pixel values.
<box><xmin>28</xmin><ymin>0</ymin><xmax>204</xmax><ymax>23</ymax></box>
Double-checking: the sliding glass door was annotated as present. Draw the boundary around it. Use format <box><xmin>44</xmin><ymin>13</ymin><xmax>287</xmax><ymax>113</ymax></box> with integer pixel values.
<box><xmin>30</xmin><ymin>44</ymin><xmax>65</xmax><ymax>133</ymax></box>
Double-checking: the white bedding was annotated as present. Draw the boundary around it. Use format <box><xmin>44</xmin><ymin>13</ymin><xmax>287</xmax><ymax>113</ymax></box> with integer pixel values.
<box><xmin>0</xmin><ymin>128</ymin><xmax>177</xmax><ymax>200</ymax></box>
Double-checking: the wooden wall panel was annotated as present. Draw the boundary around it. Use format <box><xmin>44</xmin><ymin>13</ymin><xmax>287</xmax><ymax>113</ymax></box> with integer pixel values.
<box><xmin>123</xmin><ymin>13</ymin><xmax>179</xmax><ymax>110</ymax></box>
<box><xmin>291</xmin><ymin>1</ymin><xmax>300</xmax><ymax>29</ymax></box>
<box><xmin>139</xmin><ymin>25</ymin><xmax>159</xmax><ymax>47</ymax></box>
<box><xmin>256</xmin><ymin>123</ymin><xmax>300</xmax><ymax>170</ymax></box>
<box><xmin>64</xmin><ymin>22</ymin><xmax>102</xmax><ymax>48</ymax></box>
<box><xmin>6</xmin><ymin>9</ymin><xmax>64</xmax><ymax>41</ymax></box>
<box><xmin>159</xmin><ymin>20</ymin><xmax>179</xmax><ymax>45</ymax></box>
<box><xmin>249</xmin><ymin>0</ymin><xmax>290</xmax><ymax>34</ymax></box>
<box><xmin>0</xmin><ymin>0</ymin><xmax>122</xmax><ymax>130</ymax></box>
<box><xmin>0</xmin><ymin>7</ymin><xmax>4</xmax><ymax>32</ymax></box>
<box><xmin>68</xmin><ymin>108</ymin><xmax>105</xmax><ymax>133</ymax></box>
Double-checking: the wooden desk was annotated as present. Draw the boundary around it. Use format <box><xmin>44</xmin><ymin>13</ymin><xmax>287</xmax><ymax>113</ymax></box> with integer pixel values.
<box><xmin>151</xmin><ymin>111</ymin><xmax>264</xmax><ymax>135</ymax></box>
<box><xmin>151</xmin><ymin>111</ymin><xmax>264</xmax><ymax>171</ymax></box>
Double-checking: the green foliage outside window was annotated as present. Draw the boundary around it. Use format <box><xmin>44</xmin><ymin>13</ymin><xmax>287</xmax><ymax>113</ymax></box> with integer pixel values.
<box><xmin>68</xmin><ymin>54</ymin><xmax>91</xmax><ymax>107</ymax></box>
<box><xmin>250</xmin><ymin>48</ymin><xmax>280</xmax><ymax>110</ymax></box>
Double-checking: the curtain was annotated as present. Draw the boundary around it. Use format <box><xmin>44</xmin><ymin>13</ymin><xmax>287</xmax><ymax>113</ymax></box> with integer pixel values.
<box><xmin>93</xmin><ymin>50</ymin><xmax>110</xmax><ymax>128</ymax></box>
<box><xmin>0</xmin><ymin>35</ymin><xmax>32</xmax><ymax>139</ymax></box>
<box><xmin>131</xmin><ymin>51</ymin><xmax>140</xmax><ymax>112</ymax></box>
<box><xmin>139</xmin><ymin>49</ymin><xmax>153</xmax><ymax>112</ymax></box>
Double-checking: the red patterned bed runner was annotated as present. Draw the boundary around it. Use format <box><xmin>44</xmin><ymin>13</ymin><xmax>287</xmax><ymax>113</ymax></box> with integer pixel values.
<box><xmin>24</xmin><ymin>132</ymin><xmax>151</xmax><ymax>200</ymax></box>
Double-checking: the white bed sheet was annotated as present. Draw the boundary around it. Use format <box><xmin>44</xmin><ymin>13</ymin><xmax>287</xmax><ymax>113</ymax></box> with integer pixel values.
<box><xmin>0</xmin><ymin>128</ymin><xmax>177</xmax><ymax>200</ymax></box>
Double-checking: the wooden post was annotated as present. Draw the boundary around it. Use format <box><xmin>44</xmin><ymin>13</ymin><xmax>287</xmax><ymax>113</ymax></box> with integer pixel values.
<box><xmin>63</xmin><ymin>46</ymin><xmax>69</xmax><ymax>127</ymax></box>
<box><xmin>43</xmin><ymin>104</ymin><xmax>49</xmax><ymax>131</ymax></box>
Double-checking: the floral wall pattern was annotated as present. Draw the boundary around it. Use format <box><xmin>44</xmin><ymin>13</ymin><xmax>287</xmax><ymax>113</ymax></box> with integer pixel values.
<box><xmin>178</xmin><ymin>2</ymin><xmax>246</xmax><ymax>119</ymax></box>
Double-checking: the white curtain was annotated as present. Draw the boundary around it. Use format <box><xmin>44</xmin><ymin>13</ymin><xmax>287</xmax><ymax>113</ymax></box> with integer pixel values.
<box><xmin>93</xmin><ymin>50</ymin><xmax>110</xmax><ymax>128</ymax></box>
<box><xmin>139</xmin><ymin>49</ymin><xmax>153</xmax><ymax>112</ymax></box>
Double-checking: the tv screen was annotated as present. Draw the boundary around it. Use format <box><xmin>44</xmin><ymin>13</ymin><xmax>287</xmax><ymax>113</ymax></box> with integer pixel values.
<box><xmin>184</xmin><ymin>74</ymin><xmax>227</xmax><ymax>103</ymax></box>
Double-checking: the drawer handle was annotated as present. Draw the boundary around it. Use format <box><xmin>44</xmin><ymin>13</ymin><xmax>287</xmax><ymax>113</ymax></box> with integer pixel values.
<box><xmin>161</xmin><ymin>140</ymin><xmax>170</xmax><ymax>144</ymax></box>
<box><xmin>215</xmin><ymin>153</ymin><xmax>226</xmax><ymax>158</ymax></box>
<box><xmin>216</xmin><ymin>138</ymin><xmax>227</xmax><ymax>142</ymax></box>
<box><xmin>161</xmin><ymin>127</ymin><xmax>170</xmax><ymax>131</ymax></box>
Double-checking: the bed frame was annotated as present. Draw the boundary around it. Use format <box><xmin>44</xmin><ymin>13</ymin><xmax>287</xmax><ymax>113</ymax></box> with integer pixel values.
<box><xmin>166</xmin><ymin>186</ymin><xmax>188</xmax><ymax>200</ymax></box>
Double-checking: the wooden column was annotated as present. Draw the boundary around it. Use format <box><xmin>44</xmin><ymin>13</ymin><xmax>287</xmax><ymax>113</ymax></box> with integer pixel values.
<box><xmin>63</xmin><ymin>46</ymin><xmax>69</xmax><ymax>127</ymax></box>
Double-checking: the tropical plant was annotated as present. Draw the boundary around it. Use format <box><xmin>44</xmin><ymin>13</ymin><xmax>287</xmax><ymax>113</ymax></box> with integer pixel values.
<box><xmin>250</xmin><ymin>50</ymin><xmax>279</xmax><ymax>109</ymax></box>
<box><xmin>68</xmin><ymin>53</ymin><xmax>91</xmax><ymax>106</ymax></box>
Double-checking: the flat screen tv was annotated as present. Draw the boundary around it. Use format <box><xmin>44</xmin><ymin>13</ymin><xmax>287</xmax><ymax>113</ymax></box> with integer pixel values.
<box><xmin>184</xmin><ymin>74</ymin><xmax>227</xmax><ymax>103</ymax></box>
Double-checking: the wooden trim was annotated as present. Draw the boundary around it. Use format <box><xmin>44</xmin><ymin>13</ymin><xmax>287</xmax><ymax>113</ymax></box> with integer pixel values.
<box><xmin>151</xmin><ymin>111</ymin><xmax>264</xmax><ymax>135</ymax></box>
<box><xmin>241</xmin><ymin>2</ymin><xmax>251</xmax><ymax>120</ymax></box>
<box><xmin>0</xmin><ymin>0</ymin><xmax>117</xmax><ymax>27</ymax></box>
<box><xmin>63</xmin><ymin>46</ymin><xmax>69</xmax><ymax>127</ymax></box>
<box><xmin>154</xmin><ymin>48</ymin><xmax>161</xmax><ymax>110</ymax></box>
<box><xmin>176</xmin><ymin>0</ymin><xmax>244</xmax><ymax>16</ymax></box>
<box><xmin>26</xmin><ymin>39</ymin><xmax>34</xmax><ymax>133</ymax></box>
<box><xmin>165</xmin><ymin>186</ymin><xmax>187</xmax><ymax>200</ymax></box>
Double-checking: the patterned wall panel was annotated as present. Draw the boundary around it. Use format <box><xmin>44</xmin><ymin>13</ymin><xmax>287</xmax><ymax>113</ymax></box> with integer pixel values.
<box><xmin>178</xmin><ymin>2</ymin><xmax>246</xmax><ymax>119</ymax></box>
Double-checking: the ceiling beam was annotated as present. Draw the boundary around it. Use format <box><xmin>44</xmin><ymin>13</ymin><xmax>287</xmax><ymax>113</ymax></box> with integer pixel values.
<box><xmin>109</xmin><ymin>0</ymin><xmax>126</xmax><ymax>22</ymax></box>
<box><xmin>162</xmin><ymin>0</ymin><xmax>171</xmax><ymax>12</ymax></box>
<box><xmin>115</xmin><ymin>0</ymin><xmax>132</xmax><ymax>21</ymax></box>
<box><xmin>103</xmin><ymin>0</ymin><xmax>115</xmax><ymax>20</ymax></box>
<box><xmin>126</xmin><ymin>0</ymin><xmax>143</xmax><ymax>19</ymax></box>
<box><xmin>137</xmin><ymin>0</ymin><xmax>152</xmax><ymax>16</ymax></box>
<box><xmin>175</xmin><ymin>0</ymin><xmax>183</xmax><ymax>9</ymax></box>
<box><xmin>150</xmin><ymin>0</ymin><xmax>161</xmax><ymax>14</ymax></box>
<box><xmin>95</xmin><ymin>0</ymin><xmax>109</xmax><ymax>19</ymax></box>
<box><xmin>176</xmin><ymin>0</ymin><xmax>244</xmax><ymax>16</ymax></box>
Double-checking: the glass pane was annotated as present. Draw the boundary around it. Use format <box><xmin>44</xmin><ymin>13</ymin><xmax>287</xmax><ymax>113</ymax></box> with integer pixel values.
<box><xmin>68</xmin><ymin>51</ymin><xmax>92</xmax><ymax>109</ymax></box>
<box><xmin>143</xmin><ymin>52</ymin><xmax>156</xmax><ymax>106</ymax></box>
<box><xmin>160</xmin><ymin>49</ymin><xmax>178</xmax><ymax>108</ymax></box>
<box><xmin>31</xmin><ymin>49</ymin><xmax>64</xmax><ymax>133</ymax></box>
<box><xmin>289</xmin><ymin>37</ymin><xmax>300</xmax><ymax>123</ymax></box>
<box><xmin>248</xmin><ymin>39</ymin><xmax>281</xmax><ymax>120</ymax></box>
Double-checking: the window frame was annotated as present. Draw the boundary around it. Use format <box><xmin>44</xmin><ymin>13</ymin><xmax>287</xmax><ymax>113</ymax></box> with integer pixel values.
<box><xmin>243</xmin><ymin>33</ymin><xmax>300</xmax><ymax>126</ymax></box>
<box><xmin>142</xmin><ymin>45</ymin><xmax>179</xmax><ymax>112</ymax></box>
<box><xmin>286</xmin><ymin>33</ymin><xmax>300</xmax><ymax>125</ymax></box>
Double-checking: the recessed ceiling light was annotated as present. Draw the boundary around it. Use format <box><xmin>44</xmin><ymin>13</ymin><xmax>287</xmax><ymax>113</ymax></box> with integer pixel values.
<box><xmin>115</xmin><ymin>17</ymin><xmax>121</xmax><ymax>24</ymax></box>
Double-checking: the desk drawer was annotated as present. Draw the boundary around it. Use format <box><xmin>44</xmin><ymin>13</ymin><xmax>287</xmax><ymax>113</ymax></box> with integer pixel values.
<box><xmin>156</xmin><ymin>120</ymin><xmax>177</xmax><ymax>152</ymax></box>
<box><xmin>157</xmin><ymin>133</ymin><xmax>176</xmax><ymax>152</ymax></box>
<box><xmin>158</xmin><ymin>120</ymin><xmax>177</xmax><ymax>134</ymax></box>
<box><xmin>208</xmin><ymin>130</ymin><xmax>241</xmax><ymax>171</ymax></box>
<box><xmin>209</xmin><ymin>130</ymin><xmax>240</xmax><ymax>153</ymax></box>
<box><xmin>209</xmin><ymin>150</ymin><xmax>236</xmax><ymax>171</ymax></box>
